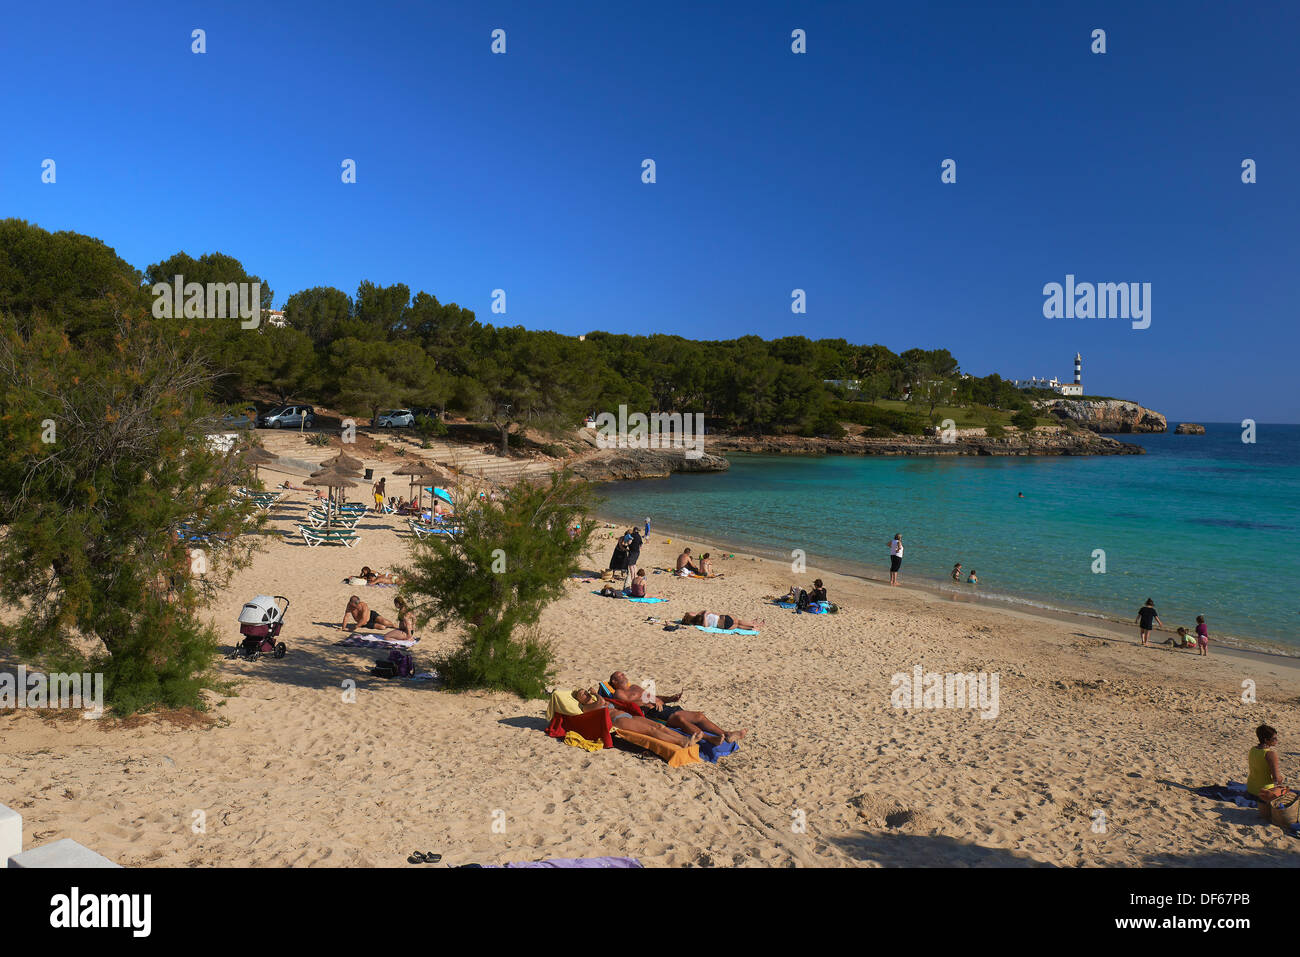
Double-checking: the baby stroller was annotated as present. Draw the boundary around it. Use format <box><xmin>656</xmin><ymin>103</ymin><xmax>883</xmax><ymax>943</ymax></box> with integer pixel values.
<box><xmin>230</xmin><ymin>594</ymin><xmax>289</xmax><ymax>660</ymax></box>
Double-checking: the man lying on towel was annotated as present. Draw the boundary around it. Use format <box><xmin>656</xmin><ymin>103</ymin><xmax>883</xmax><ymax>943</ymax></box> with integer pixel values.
<box><xmin>574</xmin><ymin>688</ymin><xmax>703</xmax><ymax>750</ymax></box>
<box><xmin>606</xmin><ymin>672</ymin><xmax>746</xmax><ymax>745</ymax></box>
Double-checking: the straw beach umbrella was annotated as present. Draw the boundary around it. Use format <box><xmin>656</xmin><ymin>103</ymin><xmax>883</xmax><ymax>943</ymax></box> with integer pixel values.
<box><xmin>304</xmin><ymin>470</ymin><xmax>358</xmax><ymax>523</ymax></box>
<box><xmin>323</xmin><ymin>451</ymin><xmax>364</xmax><ymax>472</ymax></box>
<box><xmin>240</xmin><ymin>445</ymin><xmax>279</xmax><ymax>482</ymax></box>
<box><xmin>393</xmin><ymin>461</ymin><xmax>447</xmax><ymax>509</ymax></box>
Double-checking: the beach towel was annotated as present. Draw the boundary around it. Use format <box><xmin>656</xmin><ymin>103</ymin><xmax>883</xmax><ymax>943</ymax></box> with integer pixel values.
<box><xmin>1191</xmin><ymin>781</ymin><xmax>1300</xmax><ymax>834</ymax></box>
<box><xmin>694</xmin><ymin>626</ymin><xmax>760</xmax><ymax>635</ymax></box>
<box><xmin>1193</xmin><ymin>781</ymin><xmax>1266</xmax><ymax>810</ymax></box>
<box><xmin>337</xmin><ymin>634</ymin><xmax>418</xmax><ymax>649</ymax></box>
<box><xmin>546</xmin><ymin>706</ymin><xmax>614</xmax><ymax>749</ymax></box>
<box><xmin>772</xmin><ymin>601</ymin><xmax>796</xmax><ymax>609</ymax></box>
<box><xmin>697</xmin><ymin>739</ymin><xmax>740</xmax><ymax>763</ymax></box>
<box><xmin>563</xmin><ymin>730</ymin><xmax>604</xmax><ymax>752</ymax></box>
<box><xmin>612</xmin><ymin>727</ymin><xmax>702</xmax><ymax>767</ymax></box>
<box><xmin>627</xmin><ymin>597</ymin><xmax>666</xmax><ymax>604</ymax></box>
<box><xmin>500</xmin><ymin>857</ymin><xmax>642</xmax><ymax>868</ymax></box>
<box><xmin>547</xmin><ymin>689</ymin><xmax>582</xmax><ymax>720</ymax></box>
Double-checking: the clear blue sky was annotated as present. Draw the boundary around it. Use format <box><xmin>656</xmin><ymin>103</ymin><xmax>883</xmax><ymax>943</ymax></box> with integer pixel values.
<box><xmin>1</xmin><ymin>0</ymin><xmax>1296</xmax><ymax>423</ymax></box>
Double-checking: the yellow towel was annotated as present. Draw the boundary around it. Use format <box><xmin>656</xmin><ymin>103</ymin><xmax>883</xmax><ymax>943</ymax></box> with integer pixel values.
<box><xmin>547</xmin><ymin>689</ymin><xmax>582</xmax><ymax>720</ymax></box>
<box><xmin>562</xmin><ymin>731</ymin><xmax>604</xmax><ymax>752</ymax></box>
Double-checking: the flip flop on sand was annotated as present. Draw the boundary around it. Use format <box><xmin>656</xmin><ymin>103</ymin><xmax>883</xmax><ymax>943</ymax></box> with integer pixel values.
<box><xmin>408</xmin><ymin>851</ymin><xmax>442</xmax><ymax>864</ymax></box>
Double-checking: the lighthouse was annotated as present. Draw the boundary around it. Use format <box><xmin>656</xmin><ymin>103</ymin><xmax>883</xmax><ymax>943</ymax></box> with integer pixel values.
<box><xmin>1059</xmin><ymin>353</ymin><xmax>1084</xmax><ymax>396</ymax></box>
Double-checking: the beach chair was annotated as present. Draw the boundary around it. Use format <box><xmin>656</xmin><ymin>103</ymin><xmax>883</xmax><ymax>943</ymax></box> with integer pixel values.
<box><xmin>297</xmin><ymin>524</ymin><xmax>361</xmax><ymax>547</ymax></box>
<box><xmin>307</xmin><ymin>507</ymin><xmax>360</xmax><ymax>529</ymax></box>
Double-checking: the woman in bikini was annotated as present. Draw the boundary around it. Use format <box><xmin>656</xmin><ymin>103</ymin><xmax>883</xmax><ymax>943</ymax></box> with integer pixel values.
<box><xmin>359</xmin><ymin>565</ymin><xmax>400</xmax><ymax>585</ymax></box>
<box><xmin>682</xmin><ymin>610</ymin><xmax>765</xmax><ymax>631</ymax></box>
<box><xmin>382</xmin><ymin>596</ymin><xmax>417</xmax><ymax>642</ymax></box>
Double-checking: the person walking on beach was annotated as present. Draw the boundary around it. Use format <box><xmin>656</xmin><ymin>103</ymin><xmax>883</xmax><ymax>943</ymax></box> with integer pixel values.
<box><xmin>888</xmin><ymin>533</ymin><xmax>903</xmax><ymax>586</ymax></box>
<box><xmin>644</xmin><ymin>516</ymin><xmax>652</xmax><ymax>538</ymax></box>
<box><xmin>1195</xmin><ymin>615</ymin><xmax>1210</xmax><ymax>656</ymax></box>
<box><xmin>1136</xmin><ymin>598</ymin><xmax>1162</xmax><ymax>647</ymax></box>
<box><xmin>372</xmin><ymin>476</ymin><xmax>386</xmax><ymax>510</ymax></box>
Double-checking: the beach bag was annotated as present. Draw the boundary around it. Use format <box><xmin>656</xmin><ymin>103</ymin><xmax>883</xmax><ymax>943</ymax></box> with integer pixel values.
<box><xmin>1270</xmin><ymin>792</ymin><xmax>1300</xmax><ymax>827</ymax></box>
<box><xmin>371</xmin><ymin>659</ymin><xmax>398</xmax><ymax>678</ymax></box>
<box><xmin>387</xmin><ymin>649</ymin><xmax>414</xmax><ymax>678</ymax></box>
<box><xmin>795</xmin><ymin>589</ymin><xmax>810</xmax><ymax>611</ymax></box>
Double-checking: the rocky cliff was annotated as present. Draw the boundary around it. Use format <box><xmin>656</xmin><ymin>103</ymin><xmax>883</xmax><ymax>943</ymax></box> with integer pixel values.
<box><xmin>1175</xmin><ymin>423</ymin><xmax>1206</xmax><ymax>435</ymax></box>
<box><xmin>571</xmin><ymin>447</ymin><xmax>731</xmax><ymax>481</ymax></box>
<box><xmin>1036</xmin><ymin>398</ymin><xmax>1167</xmax><ymax>433</ymax></box>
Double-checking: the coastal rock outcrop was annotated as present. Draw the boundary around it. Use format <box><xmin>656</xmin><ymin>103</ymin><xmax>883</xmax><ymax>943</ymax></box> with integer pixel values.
<box><xmin>709</xmin><ymin>428</ymin><xmax>1143</xmax><ymax>457</ymax></box>
<box><xmin>571</xmin><ymin>447</ymin><xmax>730</xmax><ymax>481</ymax></box>
<box><xmin>1037</xmin><ymin>398</ymin><xmax>1167</xmax><ymax>434</ymax></box>
<box><xmin>1174</xmin><ymin>423</ymin><xmax>1206</xmax><ymax>435</ymax></box>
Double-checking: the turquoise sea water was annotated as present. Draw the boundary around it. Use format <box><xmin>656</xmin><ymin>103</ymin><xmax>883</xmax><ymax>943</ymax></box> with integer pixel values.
<box><xmin>598</xmin><ymin>424</ymin><xmax>1300</xmax><ymax>651</ymax></box>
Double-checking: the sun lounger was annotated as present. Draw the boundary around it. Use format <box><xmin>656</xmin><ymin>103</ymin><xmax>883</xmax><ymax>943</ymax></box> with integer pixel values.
<box><xmin>297</xmin><ymin>524</ymin><xmax>361</xmax><ymax>547</ymax></box>
<box><xmin>307</xmin><ymin>508</ymin><xmax>360</xmax><ymax>529</ymax></box>
<box><xmin>408</xmin><ymin>519</ymin><xmax>459</xmax><ymax>539</ymax></box>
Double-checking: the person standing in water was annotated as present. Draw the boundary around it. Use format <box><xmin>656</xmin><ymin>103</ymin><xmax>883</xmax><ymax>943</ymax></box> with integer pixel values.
<box><xmin>1136</xmin><ymin>598</ymin><xmax>1162</xmax><ymax>647</ymax></box>
<box><xmin>1195</xmin><ymin>615</ymin><xmax>1210</xmax><ymax>656</ymax></box>
<box><xmin>888</xmin><ymin>533</ymin><xmax>903</xmax><ymax>586</ymax></box>
<box><xmin>644</xmin><ymin>516</ymin><xmax>652</xmax><ymax>538</ymax></box>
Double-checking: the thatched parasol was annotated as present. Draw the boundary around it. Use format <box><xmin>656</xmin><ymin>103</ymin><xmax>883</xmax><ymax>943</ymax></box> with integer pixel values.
<box><xmin>392</xmin><ymin>460</ymin><xmax>447</xmax><ymax>508</ymax></box>
<box><xmin>323</xmin><ymin>451</ymin><xmax>364</xmax><ymax>472</ymax></box>
<box><xmin>305</xmin><ymin>469</ymin><xmax>359</xmax><ymax>519</ymax></box>
<box><xmin>240</xmin><ymin>445</ymin><xmax>279</xmax><ymax>481</ymax></box>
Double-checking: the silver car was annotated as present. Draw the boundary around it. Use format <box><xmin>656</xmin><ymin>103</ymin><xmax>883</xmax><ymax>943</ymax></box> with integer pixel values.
<box><xmin>376</xmin><ymin>409</ymin><xmax>415</xmax><ymax>428</ymax></box>
<box><xmin>260</xmin><ymin>405</ymin><xmax>315</xmax><ymax>429</ymax></box>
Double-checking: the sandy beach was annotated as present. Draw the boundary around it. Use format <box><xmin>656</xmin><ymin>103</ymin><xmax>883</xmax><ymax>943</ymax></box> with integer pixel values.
<box><xmin>2</xmin><ymin>468</ymin><xmax>1297</xmax><ymax>868</ymax></box>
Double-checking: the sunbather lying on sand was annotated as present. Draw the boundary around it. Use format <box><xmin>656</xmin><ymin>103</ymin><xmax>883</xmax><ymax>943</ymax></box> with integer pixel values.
<box><xmin>574</xmin><ymin>688</ymin><xmax>702</xmax><ymax>750</ymax></box>
<box><xmin>342</xmin><ymin>595</ymin><xmax>395</xmax><ymax>631</ymax></box>
<box><xmin>682</xmin><ymin>610</ymin><xmax>764</xmax><ymax>631</ymax></box>
<box><xmin>606</xmin><ymin>672</ymin><xmax>746</xmax><ymax>744</ymax></box>
<box><xmin>360</xmin><ymin>565</ymin><xmax>400</xmax><ymax>585</ymax></box>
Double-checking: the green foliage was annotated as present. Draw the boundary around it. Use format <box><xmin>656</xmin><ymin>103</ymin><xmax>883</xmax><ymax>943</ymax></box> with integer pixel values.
<box><xmin>306</xmin><ymin>432</ymin><xmax>331</xmax><ymax>447</ymax></box>
<box><xmin>400</xmin><ymin>474</ymin><xmax>597</xmax><ymax>698</ymax></box>
<box><xmin>985</xmin><ymin>423</ymin><xmax>1007</xmax><ymax>438</ymax></box>
<box><xmin>832</xmin><ymin>400</ymin><xmax>929</xmax><ymax>436</ymax></box>
<box><xmin>0</xmin><ymin>311</ymin><xmax>262</xmax><ymax>714</ymax></box>
<box><xmin>414</xmin><ymin>414</ymin><xmax>448</xmax><ymax>438</ymax></box>
<box><xmin>1011</xmin><ymin>408</ymin><xmax>1038</xmax><ymax>431</ymax></box>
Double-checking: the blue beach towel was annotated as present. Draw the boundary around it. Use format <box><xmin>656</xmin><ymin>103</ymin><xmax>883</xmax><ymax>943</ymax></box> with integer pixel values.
<box><xmin>697</xmin><ymin>739</ymin><xmax>740</xmax><ymax>763</ymax></box>
<box><xmin>591</xmin><ymin>590</ymin><xmax>666</xmax><ymax>603</ymax></box>
<box><xmin>694</xmin><ymin>626</ymin><xmax>760</xmax><ymax>635</ymax></box>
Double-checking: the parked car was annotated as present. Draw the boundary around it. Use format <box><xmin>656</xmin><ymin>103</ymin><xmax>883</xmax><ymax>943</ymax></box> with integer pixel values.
<box><xmin>220</xmin><ymin>407</ymin><xmax>258</xmax><ymax>429</ymax></box>
<box><xmin>259</xmin><ymin>405</ymin><xmax>315</xmax><ymax>429</ymax></box>
<box><xmin>375</xmin><ymin>409</ymin><xmax>415</xmax><ymax>428</ymax></box>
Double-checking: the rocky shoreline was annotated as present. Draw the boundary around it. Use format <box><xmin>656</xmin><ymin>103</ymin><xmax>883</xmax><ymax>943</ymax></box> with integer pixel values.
<box><xmin>565</xmin><ymin>427</ymin><xmax>1143</xmax><ymax>480</ymax></box>
<box><xmin>708</xmin><ymin>429</ymin><xmax>1143</xmax><ymax>457</ymax></box>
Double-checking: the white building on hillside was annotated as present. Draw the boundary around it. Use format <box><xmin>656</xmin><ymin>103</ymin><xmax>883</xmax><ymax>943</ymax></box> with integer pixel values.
<box><xmin>1012</xmin><ymin>353</ymin><xmax>1084</xmax><ymax>396</ymax></box>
